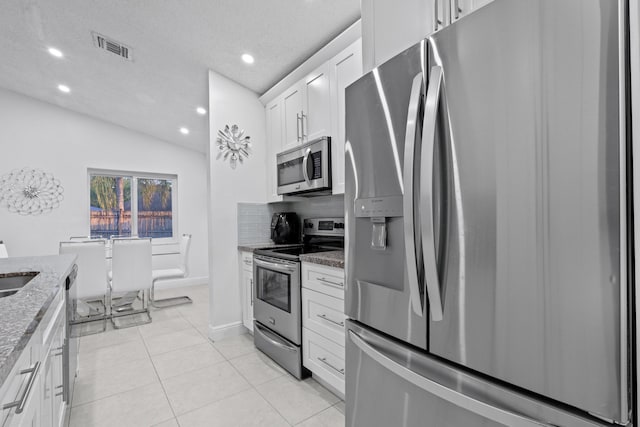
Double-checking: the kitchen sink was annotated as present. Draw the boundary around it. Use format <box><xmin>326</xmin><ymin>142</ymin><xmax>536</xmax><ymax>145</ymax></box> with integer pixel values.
<box><xmin>0</xmin><ymin>272</ymin><xmax>39</xmax><ymax>298</ymax></box>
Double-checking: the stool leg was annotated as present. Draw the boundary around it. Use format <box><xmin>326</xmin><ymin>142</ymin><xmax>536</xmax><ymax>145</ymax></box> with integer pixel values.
<box><xmin>150</xmin><ymin>279</ymin><xmax>193</xmax><ymax>308</ymax></box>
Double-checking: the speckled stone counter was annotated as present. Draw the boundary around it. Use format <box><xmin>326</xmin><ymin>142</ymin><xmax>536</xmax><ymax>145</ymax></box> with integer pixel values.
<box><xmin>300</xmin><ymin>250</ymin><xmax>344</xmax><ymax>269</ymax></box>
<box><xmin>237</xmin><ymin>243</ymin><xmax>302</xmax><ymax>253</ymax></box>
<box><xmin>0</xmin><ymin>255</ymin><xmax>76</xmax><ymax>386</ymax></box>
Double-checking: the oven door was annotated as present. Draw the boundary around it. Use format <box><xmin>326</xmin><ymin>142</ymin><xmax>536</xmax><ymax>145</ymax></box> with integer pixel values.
<box><xmin>277</xmin><ymin>137</ymin><xmax>331</xmax><ymax>195</ymax></box>
<box><xmin>253</xmin><ymin>255</ymin><xmax>301</xmax><ymax>344</ymax></box>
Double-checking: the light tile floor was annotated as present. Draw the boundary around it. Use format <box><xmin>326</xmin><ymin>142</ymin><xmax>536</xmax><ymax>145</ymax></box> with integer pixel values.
<box><xmin>69</xmin><ymin>284</ymin><xmax>345</xmax><ymax>427</ymax></box>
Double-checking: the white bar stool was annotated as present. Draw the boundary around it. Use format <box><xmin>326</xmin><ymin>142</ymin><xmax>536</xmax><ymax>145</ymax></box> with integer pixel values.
<box><xmin>151</xmin><ymin>234</ymin><xmax>193</xmax><ymax>308</ymax></box>
<box><xmin>59</xmin><ymin>239</ymin><xmax>109</xmax><ymax>333</ymax></box>
<box><xmin>109</xmin><ymin>237</ymin><xmax>152</xmax><ymax>328</ymax></box>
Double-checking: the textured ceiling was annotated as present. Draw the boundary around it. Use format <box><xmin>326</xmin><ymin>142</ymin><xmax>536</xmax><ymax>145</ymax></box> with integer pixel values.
<box><xmin>0</xmin><ymin>0</ymin><xmax>361</xmax><ymax>152</ymax></box>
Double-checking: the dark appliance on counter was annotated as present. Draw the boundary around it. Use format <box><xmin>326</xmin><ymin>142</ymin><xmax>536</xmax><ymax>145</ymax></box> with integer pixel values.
<box><xmin>276</xmin><ymin>137</ymin><xmax>332</xmax><ymax>196</ymax></box>
<box><xmin>253</xmin><ymin>217</ymin><xmax>344</xmax><ymax>379</ymax></box>
<box><xmin>270</xmin><ymin>212</ymin><xmax>300</xmax><ymax>244</ymax></box>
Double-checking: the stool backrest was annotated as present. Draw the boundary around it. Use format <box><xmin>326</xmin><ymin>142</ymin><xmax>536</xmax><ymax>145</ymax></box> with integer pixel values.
<box><xmin>111</xmin><ymin>237</ymin><xmax>152</xmax><ymax>293</ymax></box>
<box><xmin>179</xmin><ymin>234</ymin><xmax>192</xmax><ymax>276</ymax></box>
<box><xmin>59</xmin><ymin>240</ymin><xmax>107</xmax><ymax>299</ymax></box>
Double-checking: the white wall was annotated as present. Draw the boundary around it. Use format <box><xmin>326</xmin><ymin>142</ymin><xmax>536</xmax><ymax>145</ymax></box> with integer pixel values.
<box><xmin>0</xmin><ymin>87</ymin><xmax>209</xmax><ymax>281</ymax></box>
<box><xmin>208</xmin><ymin>70</ymin><xmax>267</xmax><ymax>339</ymax></box>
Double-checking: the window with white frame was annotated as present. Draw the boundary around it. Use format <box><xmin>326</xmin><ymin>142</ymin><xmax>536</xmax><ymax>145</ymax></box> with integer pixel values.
<box><xmin>89</xmin><ymin>170</ymin><xmax>177</xmax><ymax>240</ymax></box>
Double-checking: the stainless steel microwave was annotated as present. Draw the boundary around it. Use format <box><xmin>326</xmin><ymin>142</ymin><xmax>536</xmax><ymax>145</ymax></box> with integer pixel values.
<box><xmin>276</xmin><ymin>136</ymin><xmax>331</xmax><ymax>196</ymax></box>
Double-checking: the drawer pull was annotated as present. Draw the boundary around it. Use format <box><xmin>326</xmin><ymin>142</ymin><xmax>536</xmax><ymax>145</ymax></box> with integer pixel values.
<box><xmin>317</xmin><ymin>313</ymin><xmax>344</xmax><ymax>327</ymax></box>
<box><xmin>2</xmin><ymin>361</ymin><xmax>40</xmax><ymax>414</ymax></box>
<box><xmin>318</xmin><ymin>277</ymin><xmax>343</xmax><ymax>287</ymax></box>
<box><xmin>318</xmin><ymin>357</ymin><xmax>345</xmax><ymax>375</ymax></box>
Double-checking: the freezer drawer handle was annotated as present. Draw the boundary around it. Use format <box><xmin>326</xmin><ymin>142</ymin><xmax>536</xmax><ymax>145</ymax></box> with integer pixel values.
<box><xmin>318</xmin><ymin>357</ymin><xmax>345</xmax><ymax>375</ymax></box>
<box><xmin>316</xmin><ymin>313</ymin><xmax>345</xmax><ymax>327</ymax></box>
<box><xmin>254</xmin><ymin>322</ymin><xmax>297</xmax><ymax>353</ymax></box>
<box><xmin>2</xmin><ymin>361</ymin><xmax>40</xmax><ymax>414</ymax></box>
<box><xmin>420</xmin><ymin>64</ymin><xmax>445</xmax><ymax>321</ymax></box>
<box><xmin>349</xmin><ymin>330</ymin><xmax>554</xmax><ymax>427</ymax></box>
<box><xmin>402</xmin><ymin>72</ymin><xmax>426</xmax><ymax>317</ymax></box>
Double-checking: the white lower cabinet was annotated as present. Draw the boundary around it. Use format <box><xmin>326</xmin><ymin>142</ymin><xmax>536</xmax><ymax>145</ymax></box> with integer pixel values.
<box><xmin>301</xmin><ymin>262</ymin><xmax>345</xmax><ymax>398</ymax></box>
<box><xmin>240</xmin><ymin>251</ymin><xmax>254</xmax><ymax>333</ymax></box>
<box><xmin>303</xmin><ymin>329</ymin><xmax>345</xmax><ymax>396</ymax></box>
<box><xmin>0</xmin><ymin>290</ymin><xmax>65</xmax><ymax>427</ymax></box>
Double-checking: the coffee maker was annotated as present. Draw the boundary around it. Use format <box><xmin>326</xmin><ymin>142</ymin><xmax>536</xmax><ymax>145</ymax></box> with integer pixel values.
<box><xmin>270</xmin><ymin>212</ymin><xmax>300</xmax><ymax>244</ymax></box>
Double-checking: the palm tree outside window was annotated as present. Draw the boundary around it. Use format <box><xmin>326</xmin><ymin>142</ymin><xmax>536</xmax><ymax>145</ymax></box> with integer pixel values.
<box><xmin>89</xmin><ymin>170</ymin><xmax>177</xmax><ymax>240</ymax></box>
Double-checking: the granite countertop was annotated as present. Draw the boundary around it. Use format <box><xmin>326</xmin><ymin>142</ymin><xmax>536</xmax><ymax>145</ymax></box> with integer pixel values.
<box><xmin>237</xmin><ymin>242</ymin><xmax>302</xmax><ymax>252</ymax></box>
<box><xmin>0</xmin><ymin>255</ymin><xmax>76</xmax><ymax>386</ymax></box>
<box><xmin>300</xmin><ymin>250</ymin><xmax>345</xmax><ymax>269</ymax></box>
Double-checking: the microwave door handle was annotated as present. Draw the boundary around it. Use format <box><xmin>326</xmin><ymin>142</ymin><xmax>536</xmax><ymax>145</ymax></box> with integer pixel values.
<box><xmin>302</xmin><ymin>148</ymin><xmax>312</xmax><ymax>185</ymax></box>
<box><xmin>420</xmin><ymin>65</ymin><xmax>445</xmax><ymax>321</ymax></box>
<box><xmin>402</xmin><ymin>72</ymin><xmax>425</xmax><ymax>317</ymax></box>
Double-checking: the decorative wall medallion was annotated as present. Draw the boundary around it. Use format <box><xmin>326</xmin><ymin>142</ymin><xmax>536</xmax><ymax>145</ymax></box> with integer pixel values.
<box><xmin>216</xmin><ymin>124</ymin><xmax>251</xmax><ymax>169</ymax></box>
<box><xmin>0</xmin><ymin>168</ymin><xmax>64</xmax><ymax>215</ymax></box>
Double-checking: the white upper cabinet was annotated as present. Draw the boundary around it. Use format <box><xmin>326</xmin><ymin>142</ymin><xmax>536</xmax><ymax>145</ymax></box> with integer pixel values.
<box><xmin>362</xmin><ymin>0</ymin><xmax>435</xmax><ymax>71</ymax></box>
<box><xmin>265</xmin><ymin>99</ymin><xmax>283</xmax><ymax>202</ymax></box>
<box><xmin>262</xmin><ymin>35</ymin><xmax>363</xmax><ymax>200</ymax></box>
<box><xmin>362</xmin><ymin>0</ymin><xmax>495</xmax><ymax>71</ymax></box>
<box><xmin>329</xmin><ymin>39</ymin><xmax>363</xmax><ymax>195</ymax></box>
<box><xmin>282</xmin><ymin>81</ymin><xmax>305</xmax><ymax>150</ymax></box>
<box><xmin>303</xmin><ymin>64</ymin><xmax>332</xmax><ymax>143</ymax></box>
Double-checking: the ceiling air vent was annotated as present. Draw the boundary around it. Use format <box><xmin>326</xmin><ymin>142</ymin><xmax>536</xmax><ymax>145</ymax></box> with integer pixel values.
<box><xmin>92</xmin><ymin>32</ymin><xmax>132</xmax><ymax>61</ymax></box>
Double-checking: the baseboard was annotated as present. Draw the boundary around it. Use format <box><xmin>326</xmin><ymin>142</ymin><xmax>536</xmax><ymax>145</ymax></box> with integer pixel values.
<box><xmin>154</xmin><ymin>276</ymin><xmax>208</xmax><ymax>290</ymax></box>
<box><xmin>312</xmin><ymin>373</ymin><xmax>345</xmax><ymax>401</ymax></box>
<box><xmin>208</xmin><ymin>321</ymin><xmax>246</xmax><ymax>341</ymax></box>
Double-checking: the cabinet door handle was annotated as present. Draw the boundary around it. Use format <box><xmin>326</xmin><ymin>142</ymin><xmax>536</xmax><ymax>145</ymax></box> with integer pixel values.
<box><xmin>296</xmin><ymin>113</ymin><xmax>302</xmax><ymax>141</ymax></box>
<box><xmin>301</xmin><ymin>111</ymin><xmax>307</xmax><ymax>140</ymax></box>
<box><xmin>317</xmin><ymin>313</ymin><xmax>344</xmax><ymax>327</ymax></box>
<box><xmin>452</xmin><ymin>0</ymin><xmax>461</xmax><ymax>21</ymax></box>
<box><xmin>318</xmin><ymin>277</ymin><xmax>343</xmax><ymax>287</ymax></box>
<box><xmin>2</xmin><ymin>361</ymin><xmax>40</xmax><ymax>414</ymax></box>
<box><xmin>250</xmin><ymin>278</ymin><xmax>253</xmax><ymax>306</ymax></box>
<box><xmin>318</xmin><ymin>357</ymin><xmax>345</xmax><ymax>375</ymax></box>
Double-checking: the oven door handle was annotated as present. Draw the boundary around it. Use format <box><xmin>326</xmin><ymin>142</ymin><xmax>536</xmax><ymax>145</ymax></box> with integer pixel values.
<box><xmin>302</xmin><ymin>148</ymin><xmax>312</xmax><ymax>185</ymax></box>
<box><xmin>254</xmin><ymin>258</ymin><xmax>297</xmax><ymax>273</ymax></box>
<box><xmin>254</xmin><ymin>322</ymin><xmax>297</xmax><ymax>353</ymax></box>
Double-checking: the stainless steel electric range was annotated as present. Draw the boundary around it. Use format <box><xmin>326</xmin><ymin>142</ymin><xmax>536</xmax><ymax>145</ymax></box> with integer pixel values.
<box><xmin>253</xmin><ymin>217</ymin><xmax>344</xmax><ymax>379</ymax></box>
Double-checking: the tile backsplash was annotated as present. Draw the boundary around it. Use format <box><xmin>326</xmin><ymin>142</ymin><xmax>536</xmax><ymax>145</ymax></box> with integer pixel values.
<box><xmin>237</xmin><ymin>203</ymin><xmax>273</xmax><ymax>244</ymax></box>
<box><xmin>237</xmin><ymin>195</ymin><xmax>345</xmax><ymax>244</ymax></box>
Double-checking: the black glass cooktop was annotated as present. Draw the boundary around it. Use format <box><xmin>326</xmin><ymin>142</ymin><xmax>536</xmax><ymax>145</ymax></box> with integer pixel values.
<box><xmin>270</xmin><ymin>246</ymin><xmax>333</xmax><ymax>256</ymax></box>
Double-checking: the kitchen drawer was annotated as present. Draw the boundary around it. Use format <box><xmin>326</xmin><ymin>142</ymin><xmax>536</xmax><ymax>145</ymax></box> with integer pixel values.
<box><xmin>240</xmin><ymin>251</ymin><xmax>253</xmax><ymax>271</ymax></box>
<box><xmin>303</xmin><ymin>328</ymin><xmax>345</xmax><ymax>397</ymax></box>
<box><xmin>0</xmin><ymin>345</ymin><xmax>36</xmax><ymax>427</ymax></box>
<box><xmin>301</xmin><ymin>262</ymin><xmax>344</xmax><ymax>299</ymax></box>
<box><xmin>302</xmin><ymin>289</ymin><xmax>345</xmax><ymax>346</ymax></box>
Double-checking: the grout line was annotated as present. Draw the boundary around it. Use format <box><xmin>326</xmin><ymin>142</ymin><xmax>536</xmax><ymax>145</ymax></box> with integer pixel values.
<box><xmin>141</xmin><ymin>324</ymin><xmax>179</xmax><ymax>421</ymax></box>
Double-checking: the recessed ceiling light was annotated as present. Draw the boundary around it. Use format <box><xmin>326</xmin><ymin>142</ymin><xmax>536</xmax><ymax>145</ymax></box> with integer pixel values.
<box><xmin>196</xmin><ymin>107</ymin><xmax>207</xmax><ymax>115</ymax></box>
<box><xmin>241</xmin><ymin>53</ymin><xmax>255</xmax><ymax>64</ymax></box>
<box><xmin>57</xmin><ymin>84</ymin><xmax>70</xmax><ymax>93</ymax></box>
<box><xmin>179</xmin><ymin>127</ymin><xmax>190</xmax><ymax>135</ymax></box>
<box><xmin>48</xmin><ymin>47</ymin><xmax>63</xmax><ymax>58</ymax></box>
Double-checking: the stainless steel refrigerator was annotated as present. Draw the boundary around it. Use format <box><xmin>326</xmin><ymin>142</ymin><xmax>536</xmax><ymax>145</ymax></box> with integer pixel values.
<box><xmin>344</xmin><ymin>0</ymin><xmax>633</xmax><ymax>426</ymax></box>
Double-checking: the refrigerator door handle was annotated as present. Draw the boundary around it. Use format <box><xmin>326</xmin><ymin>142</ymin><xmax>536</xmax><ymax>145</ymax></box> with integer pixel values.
<box><xmin>402</xmin><ymin>73</ymin><xmax>425</xmax><ymax>317</ymax></box>
<box><xmin>349</xmin><ymin>330</ymin><xmax>555</xmax><ymax>427</ymax></box>
<box><xmin>421</xmin><ymin>65</ymin><xmax>445</xmax><ymax>321</ymax></box>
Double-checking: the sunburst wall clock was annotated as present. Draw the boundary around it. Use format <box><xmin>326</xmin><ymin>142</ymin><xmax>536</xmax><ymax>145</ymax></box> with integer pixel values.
<box><xmin>0</xmin><ymin>168</ymin><xmax>64</xmax><ymax>215</ymax></box>
<box><xmin>216</xmin><ymin>124</ymin><xmax>251</xmax><ymax>169</ymax></box>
